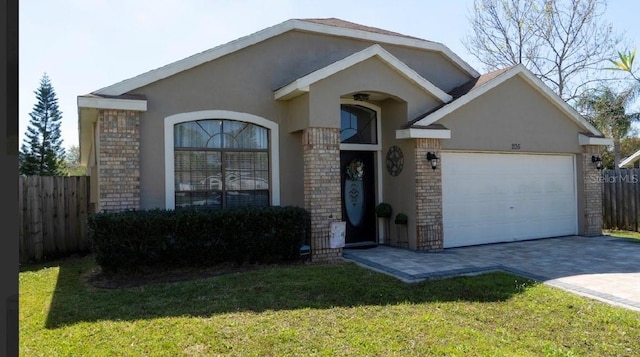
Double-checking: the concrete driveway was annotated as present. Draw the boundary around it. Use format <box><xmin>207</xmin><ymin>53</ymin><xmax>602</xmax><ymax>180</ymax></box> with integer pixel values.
<box><xmin>343</xmin><ymin>235</ymin><xmax>640</xmax><ymax>312</ymax></box>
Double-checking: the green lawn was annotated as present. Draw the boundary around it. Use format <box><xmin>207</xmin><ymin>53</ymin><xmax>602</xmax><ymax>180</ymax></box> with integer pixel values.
<box><xmin>20</xmin><ymin>255</ymin><xmax>640</xmax><ymax>356</ymax></box>
<box><xmin>605</xmin><ymin>230</ymin><xmax>640</xmax><ymax>242</ymax></box>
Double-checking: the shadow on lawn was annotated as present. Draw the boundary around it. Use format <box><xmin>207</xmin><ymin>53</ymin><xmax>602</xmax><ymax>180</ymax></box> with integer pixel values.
<box><xmin>43</xmin><ymin>256</ymin><xmax>536</xmax><ymax>329</ymax></box>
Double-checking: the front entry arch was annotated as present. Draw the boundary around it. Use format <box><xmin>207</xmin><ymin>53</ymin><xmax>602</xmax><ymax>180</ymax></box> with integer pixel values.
<box><xmin>340</xmin><ymin>100</ymin><xmax>381</xmax><ymax>247</ymax></box>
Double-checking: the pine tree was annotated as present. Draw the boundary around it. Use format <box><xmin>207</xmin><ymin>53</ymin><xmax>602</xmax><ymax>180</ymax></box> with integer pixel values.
<box><xmin>19</xmin><ymin>73</ymin><xmax>66</xmax><ymax>175</ymax></box>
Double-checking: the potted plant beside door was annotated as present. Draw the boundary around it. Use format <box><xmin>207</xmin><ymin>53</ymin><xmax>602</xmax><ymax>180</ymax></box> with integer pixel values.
<box><xmin>394</xmin><ymin>213</ymin><xmax>408</xmax><ymax>247</ymax></box>
<box><xmin>375</xmin><ymin>203</ymin><xmax>392</xmax><ymax>245</ymax></box>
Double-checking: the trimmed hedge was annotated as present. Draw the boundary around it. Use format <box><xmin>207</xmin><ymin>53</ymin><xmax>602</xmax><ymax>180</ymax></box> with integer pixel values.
<box><xmin>87</xmin><ymin>206</ymin><xmax>310</xmax><ymax>273</ymax></box>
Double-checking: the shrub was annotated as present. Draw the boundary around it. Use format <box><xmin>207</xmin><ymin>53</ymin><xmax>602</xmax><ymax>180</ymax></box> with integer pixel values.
<box><xmin>394</xmin><ymin>213</ymin><xmax>408</xmax><ymax>225</ymax></box>
<box><xmin>375</xmin><ymin>203</ymin><xmax>392</xmax><ymax>218</ymax></box>
<box><xmin>87</xmin><ymin>206</ymin><xmax>310</xmax><ymax>273</ymax></box>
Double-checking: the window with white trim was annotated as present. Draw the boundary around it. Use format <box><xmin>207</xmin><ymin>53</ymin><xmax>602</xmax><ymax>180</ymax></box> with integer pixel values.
<box><xmin>173</xmin><ymin>119</ymin><xmax>269</xmax><ymax>209</ymax></box>
<box><xmin>340</xmin><ymin>104</ymin><xmax>378</xmax><ymax>144</ymax></box>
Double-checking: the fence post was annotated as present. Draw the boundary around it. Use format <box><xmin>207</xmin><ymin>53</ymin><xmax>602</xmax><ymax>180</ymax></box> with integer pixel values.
<box><xmin>18</xmin><ymin>177</ymin><xmax>26</xmax><ymax>262</ymax></box>
<box><xmin>77</xmin><ymin>176</ymin><xmax>89</xmax><ymax>250</ymax></box>
<box><xmin>41</xmin><ymin>177</ymin><xmax>55</xmax><ymax>255</ymax></box>
<box><xmin>66</xmin><ymin>177</ymin><xmax>79</xmax><ymax>251</ymax></box>
<box><xmin>53</xmin><ymin>176</ymin><xmax>66</xmax><ymax>254</ymax></box>
<box><xmin>602</xmin><ymin>168</ymin><xmax>640</xmax><ymax>233</ymax></box>
<box><xmin>27</xmin><ymin>176</ymin><xmax>43</xmax><ymax>261</ymax></box>
<box><xmin>18</xmin><ymin>176</ymin><xmax>94</xmax><ymax>262</ymax></box>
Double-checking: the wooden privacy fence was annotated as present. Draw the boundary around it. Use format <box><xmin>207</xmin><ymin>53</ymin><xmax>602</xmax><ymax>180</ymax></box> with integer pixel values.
<box><xmin>602</xmin><ymin>168</ymin><xmax>640</xmax><ymax>232</ymax></box>
<box><xmin>19</xmin><ymin>176</ymin><xmax>92</xmax><ymax>263</ymax></box>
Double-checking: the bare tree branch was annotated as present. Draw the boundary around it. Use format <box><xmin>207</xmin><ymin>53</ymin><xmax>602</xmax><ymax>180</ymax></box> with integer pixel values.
<box><xmin>463</xmin><ymin>0</ymin><xmax>623</xmax><ymax>103</ymax></box>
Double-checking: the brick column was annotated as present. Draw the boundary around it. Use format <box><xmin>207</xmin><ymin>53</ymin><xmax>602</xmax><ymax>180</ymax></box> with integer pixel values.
<box><xmin>415</xmin><ymin>138</ymin><xmax>443</xmax><ymax>251</ymax></box>
<box><xmin>98</xmin><ymin>110</ymin><xmax>141</xmax><ymax>212</ymax></box>
<box><xmin>303</xmin><ymin>127</ymin><xmax>342</xmax><ymax>261</ymax></box>
<box><xmin>582</xmin><ymin>145</ymin><xmax>603</xmax><ymax>236</ymax></box>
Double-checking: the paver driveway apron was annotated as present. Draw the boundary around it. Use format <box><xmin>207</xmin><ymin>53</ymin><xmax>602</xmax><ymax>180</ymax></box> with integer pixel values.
<box><xmin>343</xmin><ymin>236</ymin><xmax>640</xmax><ymax>312</ymax></box>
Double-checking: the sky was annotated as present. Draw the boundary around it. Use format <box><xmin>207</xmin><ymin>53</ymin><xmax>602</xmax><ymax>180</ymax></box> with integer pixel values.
<box><xmin>18</xmin><ymin>0</ymin><xmax>640</xmax><ymax>151</ymax></box>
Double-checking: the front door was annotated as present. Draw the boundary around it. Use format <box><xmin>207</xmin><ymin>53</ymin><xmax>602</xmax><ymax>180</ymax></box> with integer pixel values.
<box><xmin>341</xmin><ymin>150</ymin><xmax>376</xmax><ymax>246</ymax></box>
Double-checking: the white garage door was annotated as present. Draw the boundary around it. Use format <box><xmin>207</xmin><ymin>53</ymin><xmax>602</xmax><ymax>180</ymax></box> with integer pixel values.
<box><xmin>442</xmin><ymin>152</ymin><xmax>577</xmax><ymax>248</ymax></box>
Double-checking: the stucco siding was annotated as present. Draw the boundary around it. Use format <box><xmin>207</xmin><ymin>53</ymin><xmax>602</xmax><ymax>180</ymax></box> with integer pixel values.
<box><xmin>436</xmin><ymin>75</ymin><xmax>589</xmax><ymax>247</ymax></box>
<box><xmin>280</xmin><ymin>131</ymin><xmax>305</xmax><ymax>207</ymax></box>
<box><xmin>129</xmin><ymin>29</ymin><xmax>463</xmax><ymax>209</ymax></box>
<box><xmin>438</xmin><ymin>76</ymin><xmax>584</xmax><ymax>154</ymax></box>
<box><xmin>380</xmin><ymin>99</ymin><xmax>417</xmax><ymax>246</ymax></box>
<box><xmin>81</xmin><ymin>19</ymin><xmax>611</xmax><ymax>258</ymax></box>
<box><xmin>383</xmin><ymin>46</ymin><xmax>471</xmax><ymax>93</ymax></box>
<box><xmin>309</xmin><ymin>57</ymin><xmax>442</xmax><ymax>128</ymax></box>
<box><xmin>287</xmin><ymin>94</ymin><xmax>309</xmax><ymax>133</ymax></box>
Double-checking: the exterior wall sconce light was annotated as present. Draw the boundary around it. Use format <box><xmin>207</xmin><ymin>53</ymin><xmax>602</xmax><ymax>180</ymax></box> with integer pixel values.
<box><xmin>353</xmin><ymin>93</ymin><xmax>370</xmax><ymax>101</ymax></box>
<box><xmin>426</xmin><ymin>152</ymin><xmax>439</xmax><ymax>170</ymax></box>
<box><xmin>591</xmin><ymin>155</ymin><xmax>603</xmax><ymax>170</ymax></box>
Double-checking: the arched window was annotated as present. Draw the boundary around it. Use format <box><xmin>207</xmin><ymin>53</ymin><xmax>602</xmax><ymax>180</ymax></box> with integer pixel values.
<box><xmin>173</xmin><ymin>119</ymin><xmax>269</xmax><ymax>209</ymax></box>
<box><xmin>340</xmin><ymin>104</ymin><xmax>378</xmax><ymax>144</ymax></box>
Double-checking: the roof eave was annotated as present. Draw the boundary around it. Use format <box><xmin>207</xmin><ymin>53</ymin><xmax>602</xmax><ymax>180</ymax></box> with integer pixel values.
<box><xmin>396</xmin><ymin>128</ymin><xmax>451</xmax><ymax>139</ymax></box>
<box><xmin>578</xmin><ymin>133</ymin><xmax>613</xmax><ymax>146</ymax></box>
<box><xmin>93</xmin><ymin>18</ymin><xmax>478</xmax><ymax>96</ymax></box>
<box><xmin>274</xmin><ymin>44</ymin><xmax>453</xmax><ymax>103</ymax></box>
<box><xmin>78</xmin><ymin>95</ymin><xmax>148</xmax><ymax>111</ymax></box>
<box><xmin>413</xmin><ymin>64</ymin><xmax>603</xmax><ymax>137</ymax></box>
<box><xmin>77</xmin><ymin>95</ymin><xmax>148</xmax><ymax>166</ymax></box>
<box><xmin>77</xmin><ymin>106</ymin><xmax>97</xmax><ymax>167</ymax></box>
<box><xmin>619</xmin><ymin>149</ymin><xmax>640</xmax><ymax>168</ymax></box>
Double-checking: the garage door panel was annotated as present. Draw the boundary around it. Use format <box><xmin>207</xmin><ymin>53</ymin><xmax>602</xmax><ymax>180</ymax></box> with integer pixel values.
<box><xmin>445</xmin><ymin>218</ymin><xmax>576</xmax><ymax>246</ymax></box>
<box><xmin>442</xmin><ymin>152</ymin><xmax>577</xmax><ymax>248</ymax></box>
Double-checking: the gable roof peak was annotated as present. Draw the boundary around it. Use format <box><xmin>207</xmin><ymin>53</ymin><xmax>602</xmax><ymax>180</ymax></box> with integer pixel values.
<box><xmin>409</xmin><ymin>63</ymin><xmax>603</xmax><ymax>136</ymax></box>
<box><xmin>274</xmin><ymin>43</ymin><xmax>452</xmax><ymax>102</ymax></box>
<box><xmin>296</xmin><ymin>18</ymin><xmax>426</xmax><ymax>41</ymax></box>
<box><xmin>92</xmin><ymin>17</ymin><xmax>479</xmax><ymax>96</ymax></box>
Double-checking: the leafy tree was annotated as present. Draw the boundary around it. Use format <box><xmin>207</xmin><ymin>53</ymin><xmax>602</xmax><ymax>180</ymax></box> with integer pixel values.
<box><xmin>600</xmin><ymin>136</ymin><xmax>640</xmax><ymax>169</ymax></box>
<box><xmin>63</xmin><ymin>145</ymin><xmax>87</xmax><ymax>176</ymax></box>
<box><xmin>19</xmin><ymin>73</ymin><xmax>66</xmax><ymax>176</ymax></box>
<box><xmin>463</xmin><ymin>0</ymin><xmax>622</xmax><ymax>102</ymax></box>
<box><xmin>577</xmin><ymin>85</ymin><xmax>640</xmax><ymax>168</ymax></box>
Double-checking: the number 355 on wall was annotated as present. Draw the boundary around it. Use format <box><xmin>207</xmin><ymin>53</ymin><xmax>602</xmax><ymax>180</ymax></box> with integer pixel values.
<box><xmin>511</xmin><ymin>143</ymin><xmax>521</xmax><ymax>150</ymax></box>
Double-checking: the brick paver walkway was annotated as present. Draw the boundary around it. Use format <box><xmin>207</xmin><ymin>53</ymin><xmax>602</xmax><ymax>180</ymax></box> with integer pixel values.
<box><xmin>343</xmin><ymin>236</ymin><xmax>640</xmax><ymax>312</ymax></box>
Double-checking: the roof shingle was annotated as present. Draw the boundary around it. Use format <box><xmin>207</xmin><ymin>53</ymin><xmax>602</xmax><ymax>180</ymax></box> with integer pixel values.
<box><xmin>299</xmin><ymin>18</ymin><xmax>428</xmax><ymax>42</ymax></box>
<box><xmin>402</xmin><ymin>66</ymin><xmax>516</xmax><ymax>129</ymax></box>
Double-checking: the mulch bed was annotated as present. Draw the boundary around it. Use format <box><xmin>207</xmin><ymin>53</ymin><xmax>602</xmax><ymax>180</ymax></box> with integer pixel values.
<box><xmin>84</xmin><ymin>259</ymin><xmax>346</xmax><ymax>289</ymax></box>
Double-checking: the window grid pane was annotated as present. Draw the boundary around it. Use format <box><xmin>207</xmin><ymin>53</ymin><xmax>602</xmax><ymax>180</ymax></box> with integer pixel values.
<box><xmin>174</xmin><ymin>119</ymin><xmax>269</xmax><ymax>210</ymax></box>
<box><xmin>226</xmin><ymin>190</ymin><xmax>270</xmax><ymax>208</ymax></box>
<box><xmin>340</xmin><ymin>104</ymin><xmax>377</xmax><ymax>144</ymax></box>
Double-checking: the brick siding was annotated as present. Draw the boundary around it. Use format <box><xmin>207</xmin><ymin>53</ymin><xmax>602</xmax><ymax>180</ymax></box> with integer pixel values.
<box><xmin>414</xmin><ymin>138</ymin><xmax>444</xmax><ymax>251</ymax></box>
<box><xmin>303</xmin><ymin>127</ymin><xmax>343</xmax><ymax>261</ymax></box>
<box><xmin>98</xmin><ymin>110</ymin><xmax>141</xmax><ymax>212</ymax></box>
<box><xmin>582</xmin><ymin>145</ymin><xmax>603</xmax><ymax>236</ymax></box>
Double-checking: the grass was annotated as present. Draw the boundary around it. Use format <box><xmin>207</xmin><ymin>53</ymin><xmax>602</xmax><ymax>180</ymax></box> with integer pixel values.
<box><xmin>604</xmin><ymin>229</ymin><xmax>640</xmax><ymax>242</ymax></box>
<box><xmin>20</xmin><ymin>255</ymin><xmax>640</xmax><ymax>356</ymax></box>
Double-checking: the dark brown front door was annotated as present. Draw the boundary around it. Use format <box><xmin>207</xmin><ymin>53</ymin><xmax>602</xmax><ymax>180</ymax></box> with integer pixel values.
<box><xmin>340</xmin><ymin>150</ymin><xmax>376</xmax><ymax>247</ymax></box>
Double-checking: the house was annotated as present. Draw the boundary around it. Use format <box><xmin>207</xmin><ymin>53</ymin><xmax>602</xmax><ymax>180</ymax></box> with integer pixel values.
<box><xmin>77</xmin><ymin>18</ymin><xmax>612</xmax><ymax>261</ymax></box>
<box><xmin>619</xmin><ymin>149</ymin><xmax>640</xmax><ymax>168</ymax></box>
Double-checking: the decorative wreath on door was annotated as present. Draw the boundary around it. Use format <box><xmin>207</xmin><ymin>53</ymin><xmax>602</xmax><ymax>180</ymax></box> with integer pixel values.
<box><xmin>345</xmin><ymin>159</ymin><xmax>364</xmax><ymax>181</ymax></box>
